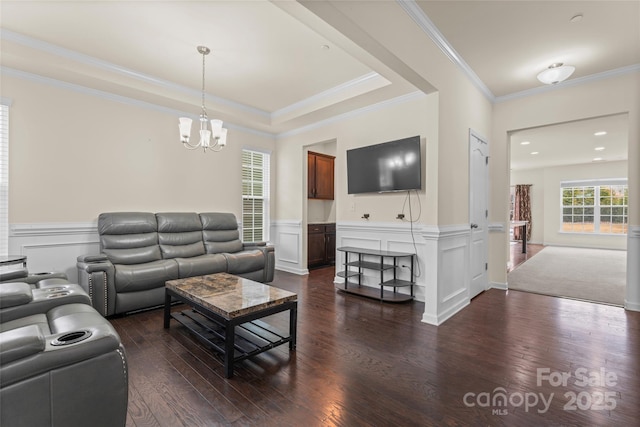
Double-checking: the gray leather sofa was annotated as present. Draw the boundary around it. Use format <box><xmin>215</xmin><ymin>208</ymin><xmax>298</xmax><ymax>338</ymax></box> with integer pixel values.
<box><xmin>0</xmin><ymin>281</ymin><xmax>128</xmax><ymax>427</ymax></box>
<box><xmin>77</xmin><ymin>212</ymin><xmax>275</xmax><ymax>316</ymax></box>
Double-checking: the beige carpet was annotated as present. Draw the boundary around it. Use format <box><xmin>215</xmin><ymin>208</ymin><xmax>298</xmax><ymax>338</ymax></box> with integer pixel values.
<box><xmin>507</xmin><ymin>246</ymin><xmax>626</xmax><ymax>306</ymax></box>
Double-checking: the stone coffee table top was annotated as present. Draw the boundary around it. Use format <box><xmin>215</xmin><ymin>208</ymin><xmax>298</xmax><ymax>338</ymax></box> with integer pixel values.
<box><xmin>166</xmin><ymin>273</ymin><xmax>297</xmax><ymax>319</ymax></box>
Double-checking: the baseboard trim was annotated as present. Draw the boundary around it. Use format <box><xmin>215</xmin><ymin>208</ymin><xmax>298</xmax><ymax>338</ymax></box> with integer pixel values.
<box><xmin>625</xmin><ymin>300</ymin><xmax>640</xmax><ymax>312</ymax></box>
<box><xmin>422</xmin><ymin>299</ymin><xmax>469</xmax><ymax>326</ymax></box>
<box><xmin>490</xmin><ymin>281</ymin><xmax>508</xmax><ymax>290</ymax></box>
<box><xmin>275</xmin><ymin>266</ymin><xmax>308</xmax><ymax>276</ymax></box>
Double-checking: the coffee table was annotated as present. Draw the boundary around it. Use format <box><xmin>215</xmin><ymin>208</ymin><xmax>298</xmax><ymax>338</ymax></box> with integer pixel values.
<box><xmin>163</xmin><ymin>273</ymin><xmax>297</xmax><ymax>378</ymax></box>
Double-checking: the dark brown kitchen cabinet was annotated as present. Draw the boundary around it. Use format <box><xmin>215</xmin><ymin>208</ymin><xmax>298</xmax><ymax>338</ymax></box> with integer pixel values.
<box><xmin>308</xmin><ymin>151</ymin><xmax>335</xmax><ymax>200</ymax></box>
<box><xmin>308</xmin><ymin>223</ymin><xmax>336</xmax><ymax>268</ymax></box>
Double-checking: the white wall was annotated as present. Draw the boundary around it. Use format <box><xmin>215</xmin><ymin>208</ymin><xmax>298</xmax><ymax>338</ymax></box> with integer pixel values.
<box><xmin>4</xmin><ymin>74</ymin><xmax>276</xmax><ymax>223</ymax></box>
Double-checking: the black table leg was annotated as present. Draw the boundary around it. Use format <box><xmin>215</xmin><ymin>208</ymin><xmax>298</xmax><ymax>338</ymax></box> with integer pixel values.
<box><xmin>289</xmin><ymin>302</ymin><xmax>297</xmax><ymax>350</ymax></box>
<box><xmin>224</xmin><ymin>322</ymin><xmax>236</xmax><ymax>378</ymax></box>
<box><xmin>163</xmin><ymin>290</ymin><xmax>172</xmax><ymax>329</ymax></box>
<box><xmin>522</xmin><ymin>223</ymin><xmax>527</xmax><ymax>254</ymax></box>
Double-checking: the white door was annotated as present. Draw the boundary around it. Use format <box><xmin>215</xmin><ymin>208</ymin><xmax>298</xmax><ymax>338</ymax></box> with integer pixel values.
<box><xmin>469</xmin><ymin>130</ymin><xmax>489</xmax><ymax>299</ymax></box>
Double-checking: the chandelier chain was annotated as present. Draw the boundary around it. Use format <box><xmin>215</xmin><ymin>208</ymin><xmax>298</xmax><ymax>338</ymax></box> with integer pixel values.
<box><xmin>201</xmin><ymin>49</ymin><xmax>207</xmax><ymax>119</ymax></box>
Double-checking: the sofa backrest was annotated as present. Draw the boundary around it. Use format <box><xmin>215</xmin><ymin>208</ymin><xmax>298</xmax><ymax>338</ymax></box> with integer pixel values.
<box><xmin>156</xmin><ymin>212</ymin><xmax>206</xmax><ymax>259</ymax></box>
<box><xmin>98</xmin><ymin>212</ymin><xmax>161</xmax><ymax>265</ymax></box>
<box><xmin>200</xmin><ymin>213</ymin><xmax>243</xmax><ymax>254</ymax></box>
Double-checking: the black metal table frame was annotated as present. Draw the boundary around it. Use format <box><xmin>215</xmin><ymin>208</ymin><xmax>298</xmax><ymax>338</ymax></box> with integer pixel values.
<box><xmin>163</xmin><ymin>288</ymin><xmax>297</xmax><ymax>378</ymax></box>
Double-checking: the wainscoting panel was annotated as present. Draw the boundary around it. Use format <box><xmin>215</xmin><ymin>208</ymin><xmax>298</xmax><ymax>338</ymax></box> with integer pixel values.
<box><xmin>335</xmin><ymin>221</ymin><xmax>462</xmax><ymax>306</ymax></box>
<box><xmin>9</xmin><ymin>222</ymin><xmax>99</xmax><ymax>282</ymax></box>
<box><xmin>421</xmin><ymin>225</ymin><xmax>470</xmax><ymax>325</ymax></box>
<box><xmin>271</xmin><ymin>220</ymin><xmax>306</xmax><ymax>275</ymax></box>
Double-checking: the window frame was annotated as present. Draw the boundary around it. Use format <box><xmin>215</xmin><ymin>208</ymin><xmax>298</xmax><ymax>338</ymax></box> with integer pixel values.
<box><xmin>241</xmin><ymin>149</ymin><xmax>270</xmax><ymax>243</ymax></box>
<box><xmin>560</xmin><ymin>179</ymin><xmax>628</xmax><ymax>235</ymax></box>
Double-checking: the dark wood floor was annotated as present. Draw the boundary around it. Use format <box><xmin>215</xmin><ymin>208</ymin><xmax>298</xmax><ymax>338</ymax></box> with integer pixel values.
<box><xmin>112</xmin><ymin>267</ymin><xmax>640</xmax><ymax>426</ymax></box>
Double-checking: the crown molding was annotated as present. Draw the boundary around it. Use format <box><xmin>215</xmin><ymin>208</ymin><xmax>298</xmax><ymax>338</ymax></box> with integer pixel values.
<box><xmin>271</xmin><ymin>71</ymin><xmax>388</xmax><ymax>122</ymax></box>
<box><xmin>277</xmin><ymin>90</ymin><xmax>426</xmax><ymax>138</ymax></box>
<box><xmin>397</xmin><ymin>0</ymin><xmax>495</xmax><ymax>102</ymax></box>
<box><xmin>495</xmin><ymin>64</ymin><xmax>640</xmax><ymax>103</ymax></box>
<box><xmin>0</xmin><ymin>29</ymin><xmax>270</xmax><ymax>120</ymax></box>
<box><xmin>2</xmin><ymin>28</ymin><xmax>403</xmax><ymax>129</ymax></box>
<box><xmin>0</xmin><ymin>66</ymin><xmax>275</xmax><ymax>139</ymax></box>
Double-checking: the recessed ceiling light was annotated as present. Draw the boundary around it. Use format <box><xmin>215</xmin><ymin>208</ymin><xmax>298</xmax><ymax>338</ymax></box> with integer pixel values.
<box><xmin>531</xmin><ymin>151</ymin><xmax>539</xmax><ymax>155</ymax></box>
<box><xmin>520</xmin><ymin>141</ymin><xmax>530</xmax><ymax>145</ymax></box>
<box><xmin>594</xmin><ymin>146</ymin><xmax>605</xmax><ymax>151</ymax></box>
<box><xmin>570</xmin><ymin>14</ymin><xmax>584</xmax><ymax>23</ymax></box>
<box><xmin>593</xmin><ymin>157</ymin><xmax>603</xmax><ymax>161</ymax></box>
<box><xmin>594</xmin><ymin>131</ymin><xmax>607</xmax><ymax>136</ymax></box>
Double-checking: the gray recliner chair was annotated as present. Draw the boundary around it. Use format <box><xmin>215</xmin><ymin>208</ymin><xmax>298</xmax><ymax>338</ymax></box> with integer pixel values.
<box><xmin>0</xmin><ymin>282</ymin><xmax>128</xmax><ymax>427</ymax></box>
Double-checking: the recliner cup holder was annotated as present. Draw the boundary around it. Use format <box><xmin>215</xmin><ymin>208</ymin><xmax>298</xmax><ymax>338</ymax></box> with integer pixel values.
<box><xmin>43</xmin><ymin>286</ymin><xmax>68</xmax><ymax>292</ymax></box>
<box><xmin>46</xmin><ymin>291</ymin><xmax>71</xmax><ymax>298</ymax></box>
<box><xmin>51</xmin><ymin>330</ymin><xmax>92</xmax><ymax>346</ymax></box>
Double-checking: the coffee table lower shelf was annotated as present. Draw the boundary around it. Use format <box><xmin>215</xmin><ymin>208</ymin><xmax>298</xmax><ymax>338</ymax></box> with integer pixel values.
<box><xmin>171</xmin><ymin>309</ymin><xmax>293</xmax><ymax>364</ymax></box>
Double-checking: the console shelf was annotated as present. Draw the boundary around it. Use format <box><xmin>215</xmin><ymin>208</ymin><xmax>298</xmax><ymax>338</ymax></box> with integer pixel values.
<box><xmin>336</xmin><ymin>246</ymin><xmax>415</xmax><ymax>303</ymax></box>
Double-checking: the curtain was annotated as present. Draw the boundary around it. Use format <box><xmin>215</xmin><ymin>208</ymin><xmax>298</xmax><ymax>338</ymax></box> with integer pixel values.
<box><xmin>513</xmin><ymin>184</ymin><xmax>532</xmax><ymax>241</ymax></box>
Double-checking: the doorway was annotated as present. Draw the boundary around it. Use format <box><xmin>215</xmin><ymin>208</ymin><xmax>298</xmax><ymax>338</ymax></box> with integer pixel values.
<box><xmin>508</xmin><ymin>114</ymin><xmax>629</xmax><ymax>304</ymax></box>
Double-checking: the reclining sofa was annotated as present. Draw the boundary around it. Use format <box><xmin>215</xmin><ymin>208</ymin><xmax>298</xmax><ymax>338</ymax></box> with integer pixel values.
<box><xmin>77</xmin><ymin>212</ymin><xmax>275</xmax><ymax>317</ymax></box>
<box><xmin>0</xmin><ymin>277</ymin><xmax>128</xmax><ymax>426</ymax></box>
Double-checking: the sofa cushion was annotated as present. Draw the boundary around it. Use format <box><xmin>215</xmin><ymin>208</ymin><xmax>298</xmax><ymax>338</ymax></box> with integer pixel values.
<box><xmin>175</xmin><ymin>254</ymin><xmax>227</xmax><ymax>278</ymax></box>
<box><xmin>200</xmin><ymin>212</ymin><xmax>243</xmax><ymax>254</ymax></box>
<box><xmin>224</xmin><ymin>249</ymin><xmax>266</xmax><ymax>275</ymax></box>
<box><xmin>99</xmin><ymin>212</ymin><xmax>157</xmax><ymax>235</ymax></box>
<box><xmin>99</xmin><ymin>212</ymin><xmax>161</xmax><ymax>265</ymax></box>
<box><xmin>157</xmin><ymin>212</ymin><xmax>206</xmax><ymax>259</ymax></box>
<box><xmin>102</xmin><ymin>241</ymin><xmax>162</xmax><ymax>265</ymax></box>
<box><xmin>114</xmin><ymin>259</ymin><xmax>179</xmax><ymax>293</ymax></box>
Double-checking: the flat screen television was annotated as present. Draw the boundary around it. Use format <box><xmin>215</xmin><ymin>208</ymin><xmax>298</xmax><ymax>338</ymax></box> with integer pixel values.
<box><xmin>347</xmin><ymin>135</ymin><xmax>421</xmax><ymax>194</ymax></box>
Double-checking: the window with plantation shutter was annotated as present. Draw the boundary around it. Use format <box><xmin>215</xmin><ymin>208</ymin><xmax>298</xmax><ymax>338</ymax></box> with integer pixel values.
<box><xmin>242</xmin><ymin>150</ymin><xmax>270</xmax><ymax>242</ymax></box>
<box><xmin>0</xmin><ymin>101</ymin><xmax>9</xmax><ymax>255</ymax></box>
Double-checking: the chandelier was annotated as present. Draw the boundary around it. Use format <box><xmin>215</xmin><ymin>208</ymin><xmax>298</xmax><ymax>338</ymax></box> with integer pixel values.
<box><xmin>179</xmin><ymin>46</ymin><xmax>228</xmax><ymax>152</ymax></box>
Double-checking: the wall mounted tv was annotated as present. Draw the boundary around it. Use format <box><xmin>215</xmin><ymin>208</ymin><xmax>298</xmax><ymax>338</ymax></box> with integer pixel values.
<box><xmin>347</xmin><ymin>135</ymin><xmax>421</xmax><ymax>194</ymax></box>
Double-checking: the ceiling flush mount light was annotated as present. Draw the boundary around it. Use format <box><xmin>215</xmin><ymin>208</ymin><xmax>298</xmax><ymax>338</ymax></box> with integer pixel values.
<box><xmin>531</xmin><ymin>151</ymin><xmax>539</xmax><ymax>155</ymax></box>
<box><xmin>179</xmin><ymin>46</ymin><xmax>227</xmax><ymax>152</ymax></box>
<box><xmin>594</xmin><ymin>131</ymin><xmax>607</xmax><ymax>136</ymax></box>
<box><xmin>537</xmin><ymin>63</ymin><xmax>575</xmax><ymax>85</ymax></box>
<box><xmin>520</xmin><ymin>141</ymin><xmax>530</xmax><ymax>145</ymax></box>
<box><xmin>595</xmin><ymin>146</ymin><xmax>605</xmax><ymax>151</ymax></box>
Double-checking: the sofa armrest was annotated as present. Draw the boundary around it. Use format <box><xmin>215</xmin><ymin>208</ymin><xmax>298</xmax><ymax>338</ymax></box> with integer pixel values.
<box><xmin>76</xmin><ymin>255</ymin><xmax>116</xmax><ymax>316</ymax></box>
<box><xmin>0</xmin><ymin>268</ymin><xmax>29</xmax><ymax>283</ymax></box>
<box><xmin>242</xmin><ymin>241</ymin><xmax>267</xmax><ymax>248</ymax></box>
<box><xmin>242</xmin><ymin>244</ymin><xmax>275</xmax><ymax>282</ymax></box>
<box><xmin>0</xmin><ymin>283</ymin><xmax>33</xmax><ymax>308</ymax></box>
<box><xmin>0</xmin><ymin>285</ymin><xmax>92</xmax><ymax>324</ymax></box>
<box><xmin>0</xmin><ymin>325</ymin><xmax>45</xmax><ymax>365</ymax></box>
